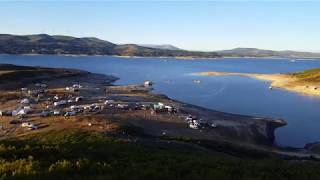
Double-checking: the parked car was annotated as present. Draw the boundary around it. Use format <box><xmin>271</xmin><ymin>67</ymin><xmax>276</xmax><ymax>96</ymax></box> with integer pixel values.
<box><xmin>40</xmin><ymin>110</ymin><xmax>50</xmax><ymax>117</ymax></box>
<box><xmin>64</xmin><ymin>111</ymin><xmax>76</xmax><ymax>116</ymax></box>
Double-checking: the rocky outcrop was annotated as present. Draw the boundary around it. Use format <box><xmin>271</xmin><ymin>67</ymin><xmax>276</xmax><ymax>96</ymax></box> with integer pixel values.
<box><xmin>305</xmin><ymin>142</ymin><xmax>320</xmax><ymax>154</ymax></box>
<box><xmin>178</xmin><ymin>103</ymin><xmax>287</xmax><ymax>146</ymax></box>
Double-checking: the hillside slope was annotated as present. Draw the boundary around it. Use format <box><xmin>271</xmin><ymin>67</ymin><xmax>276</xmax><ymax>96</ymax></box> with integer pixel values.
<box><xmin>1</xmin><ymin>34</ymin><xmax>320</xmax><ymax>59</ymax></box>
<box><xmin>139</xmin><ymin>44</ymin><xmax>181</xmax><ymax>50</ymax></box>
<box><xmin>218</xmin><ymin>48</ymin><xmax>320</xmax><ymax>58</ymax></box>
<box><xmin>0</xmin><ymin>34</ymin><xmax>220</xmax><ymax>58</ymax></box>
<box><xmin>0</xmin><ymin>34</ymin><xmax>116</xmax><ymax>55</ymax></box>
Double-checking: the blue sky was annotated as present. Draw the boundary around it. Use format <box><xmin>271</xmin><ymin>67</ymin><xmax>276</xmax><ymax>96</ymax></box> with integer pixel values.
<box><xmin>0</xmin><ymin>1</ymin><xmax>319</xmax><ymax>52</ymax></box>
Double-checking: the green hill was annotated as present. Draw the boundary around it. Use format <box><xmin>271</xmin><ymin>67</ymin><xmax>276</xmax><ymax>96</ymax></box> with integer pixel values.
<box><xmin>217</xmin><ymin>48</ymin><xmax>320</xmax><ymax>58</ymax></box>
<box><xmin>1</xmin><ymin>34</ymin><xmax>320</xmax><ymax>59</ymax></box>
<box><xmin>0</xmin><ymin>34</ymin><xmax>220</xmax><ymax>58</ymax></box>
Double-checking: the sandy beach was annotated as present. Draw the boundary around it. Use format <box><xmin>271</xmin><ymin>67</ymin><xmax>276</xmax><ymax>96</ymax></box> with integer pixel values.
<box><xmin>197</xmin><ymin>71</ymin><xmax>320</xmax><ymax>97</ymax></box>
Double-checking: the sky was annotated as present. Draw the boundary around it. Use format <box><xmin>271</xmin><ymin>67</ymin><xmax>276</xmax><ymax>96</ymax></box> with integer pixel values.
<box><xmin>0</xmin><ymin>1</ymin><xmax>319</xmax><ymax>52</ymax></box>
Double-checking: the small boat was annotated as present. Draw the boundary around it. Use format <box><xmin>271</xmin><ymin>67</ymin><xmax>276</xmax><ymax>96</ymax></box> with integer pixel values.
<box><xmin>144</xmin><ymin>81</ymin><xmax>153</xmax><ymax>86</ymax></box>
<box><xmin>193</xmin><ymin>80</ymin><xmax>201</xmax><ymax>84</ymax></box>
<box><xmin>269</xmin><ymin>86</ymin><xmax>273</xmax><ymax>90</ymax></box>
<box><xmin>290</xmin><ymin>59</ymin><xmax>296</xmax><ymax>63</ymax></box>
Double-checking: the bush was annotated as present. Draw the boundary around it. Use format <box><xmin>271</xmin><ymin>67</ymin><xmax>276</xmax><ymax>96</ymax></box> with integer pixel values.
<box><xmin>0</xmin><ymin>130</ymin><xmax>319</xmax><ymax>179</ymax></box>
<box><xmin>0</xmin><ymin>156</ymin><xmax>40</xmax><ymax>179</ymax></box>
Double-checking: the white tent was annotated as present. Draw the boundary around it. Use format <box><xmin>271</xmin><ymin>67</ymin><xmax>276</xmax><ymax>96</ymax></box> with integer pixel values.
<box><xmin>24</xmin><ymin>106</ymin><xmax>32</xmax><ymax>112</ymax></box>
<box><xmin>12</xmin><ymin>108</ymin><xmax>29</xmax><ymax>116</ymax></box>
<box><xmin>17</xmin><ymin>109</ymin><xmax>27</xmax><ymax>115</ymax></box>
<box><xmin>20</xmin><ymin>99</ymin><xmax>30</xmax><ymax>104</ymax></box>
<box><xmin>54</xmin><ymin>100</ymin><xmax>67</xmax><ymax>107</ymax></box>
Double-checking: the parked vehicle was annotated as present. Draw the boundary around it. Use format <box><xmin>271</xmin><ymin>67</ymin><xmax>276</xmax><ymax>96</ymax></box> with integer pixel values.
<box><xmin>40</xmin><ymin>110</ymin><xmax>50</xmax><ymax>117</ymax></box>
<box><xmin>64</xmin><ymin>111</ymin><xmax>76</xmax><ymax>116</ymax></box>
<box><xmin>53</xmin><ymin>110</ymin><xmax>61</xmax><ymax>116</ymax></box>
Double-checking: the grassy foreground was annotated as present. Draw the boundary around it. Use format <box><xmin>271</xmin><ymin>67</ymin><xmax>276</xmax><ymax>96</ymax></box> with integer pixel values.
<box><xmin>0</xmin><ymin>131</ymin><xmax>319</xmax><ymax>180</ymax></box>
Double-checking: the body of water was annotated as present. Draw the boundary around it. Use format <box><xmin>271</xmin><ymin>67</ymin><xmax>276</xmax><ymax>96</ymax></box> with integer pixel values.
<box><xmin>1</xmin><ymin>55</ymin><xmax>320</xmax><ymax>147</ymax></box>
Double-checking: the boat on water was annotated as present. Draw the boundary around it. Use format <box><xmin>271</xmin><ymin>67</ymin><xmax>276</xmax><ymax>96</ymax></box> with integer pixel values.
<box><xmin>144</xmin><ymin>81</ymin><xmax>153</xmax><ymax>86</ymax></box>
<box><xmin>193</xmin><ymin>80</ymin><xmax>201</xmax><ymax>84</ymax></box>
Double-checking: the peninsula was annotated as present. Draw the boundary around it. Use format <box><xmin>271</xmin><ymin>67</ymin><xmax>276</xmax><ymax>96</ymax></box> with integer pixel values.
<box><xmin>197</xmin><ymin>68</ymin><xmax>320</xmax><ymax>96</ymax></box>
<box><xmin>1</xmin><ymin>64</ymin><xmax>320</xmax><ymax>179</ymax></box>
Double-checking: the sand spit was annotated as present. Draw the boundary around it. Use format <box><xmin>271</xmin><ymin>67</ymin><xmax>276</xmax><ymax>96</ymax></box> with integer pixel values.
<box><xmin>197</xmin><ymin>71</ymin><xmax>320</xmax><ymax>97</ymax></box>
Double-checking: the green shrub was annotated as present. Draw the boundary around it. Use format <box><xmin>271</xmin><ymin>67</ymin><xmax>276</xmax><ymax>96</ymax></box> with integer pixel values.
<box><xmin>0</xmin><ymin>130</ymin><xmax>318</xmax><ymax>179</ymax></box>
<box><xmin>0</xmin><ymin>156</ymin><xmax>40</xmax><ymax>179</ymax></box>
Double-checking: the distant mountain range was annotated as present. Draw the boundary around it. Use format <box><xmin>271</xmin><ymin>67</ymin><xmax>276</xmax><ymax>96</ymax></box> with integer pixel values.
<box><xmin>138</xmin><ymin>44</ymin><xmax>181</xmax><ymax>51</ymax></box>
<box><xmin>0</xmin><ymin>34</ymin><xmax>219</xmax><ymax>58</ymax></box>
<box><xmin>217</xmin><ymin>48</ymin><xmax>320</xmax><ymax>58</ymax></box>
<box><xmin>0</xmin><ymin>34</ymin><xmax>319</xmax><ymax>59</ymax></box>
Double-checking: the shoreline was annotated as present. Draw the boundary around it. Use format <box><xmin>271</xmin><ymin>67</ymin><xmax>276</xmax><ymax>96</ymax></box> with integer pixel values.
<box><xmin>2</xmin><ymin>64</ymin><xmax>320</xmax><ymax>158</ymax></box>
<box><xmin>196</xmin><ymin>71</ymin><xmax>320</xmax><ymax>97</ymax></box>
<box><xmin>0</xmin><ymin>53</ymin><xmax>221</xmax><ymax>60</ymax></box>
<box><xmin>1</xmin><ymin>53</ymin><xmax>320</xmax><ymax>61</ymax></box>
<box><xmin>0</xmin><ymin>65</ymin><xmax>286</xmax><ymax>150</ymax></box>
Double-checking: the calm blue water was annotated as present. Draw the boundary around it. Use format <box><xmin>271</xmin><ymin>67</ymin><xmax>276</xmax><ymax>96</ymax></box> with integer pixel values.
<box><xmin>1</xmin><ymin>55</ymin><xmax>320</xmax><ymax>147</ymax></box>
